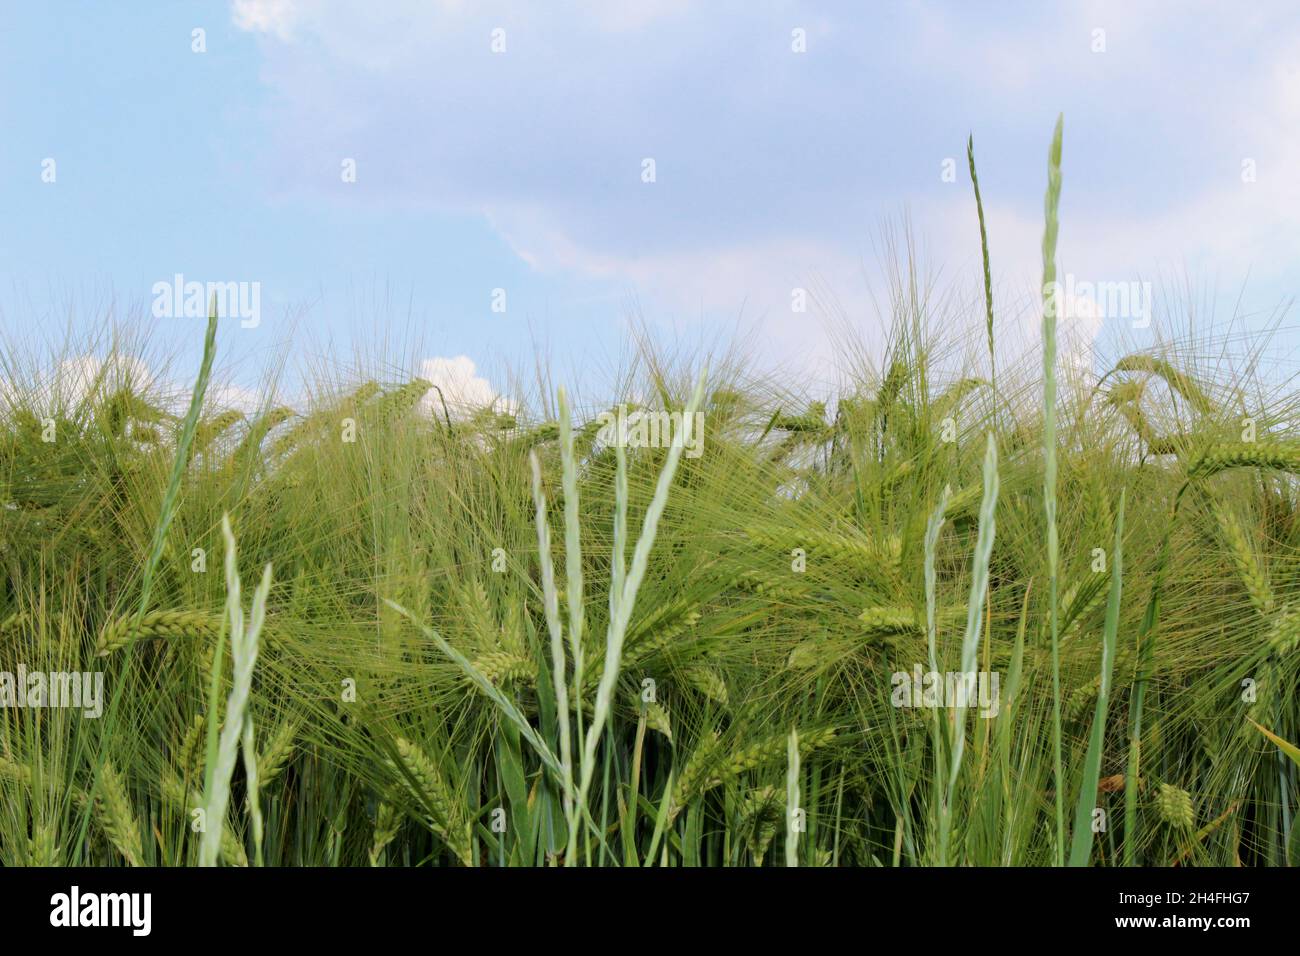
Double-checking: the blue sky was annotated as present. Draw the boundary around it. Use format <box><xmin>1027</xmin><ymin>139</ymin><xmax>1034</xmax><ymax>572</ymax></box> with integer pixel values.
<box><xmin>2</xmin><ymin>1</ymin><xmax>1297</xmax><ymax>407</ymax></box>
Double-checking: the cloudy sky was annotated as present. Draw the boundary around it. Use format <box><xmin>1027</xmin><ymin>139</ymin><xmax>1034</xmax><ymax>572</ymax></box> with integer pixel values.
<box><xmin>2</xmin><ymin>1</ymin><xmax>1297</xmax><ymax>405</ymax></box>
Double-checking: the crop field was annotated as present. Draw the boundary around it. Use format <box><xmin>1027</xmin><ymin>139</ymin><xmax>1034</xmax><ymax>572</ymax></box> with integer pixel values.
<box><xmin>1</xmin><ymin>120</ymin><xmax>1297</xmax><ymax>868</ymax></box>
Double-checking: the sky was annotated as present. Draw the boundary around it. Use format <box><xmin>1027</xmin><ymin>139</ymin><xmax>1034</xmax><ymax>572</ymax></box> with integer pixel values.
<box><xmin>2</xmin><ymin>1</ymin><xmax>1298</xmax><ymax>409</ymax></box>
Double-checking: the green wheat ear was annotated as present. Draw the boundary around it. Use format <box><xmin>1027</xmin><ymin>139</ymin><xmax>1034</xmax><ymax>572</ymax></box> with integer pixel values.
<box><xmin>1154</xmin><ymin>782</ymin><xmax>1195</xmax><ymax>830</ymax></box>
<box><xmin>385</xmin><ymin>737</ymin><xmax>473</xmax><ymax>865</ymax></box>
<box><xmin>94</xmin><ymin>761</ymin><xmax>143</xmax><ymax>867</ymax></box>
<box><xmin>1111</xmin><ymin>354</ymin><xmax>1215</xmax><ymax>417</ymax></box>
<box><xmin>95</xmin><ymin>609</ymin><xmax>219</xmax><ymax>657</ymax></box>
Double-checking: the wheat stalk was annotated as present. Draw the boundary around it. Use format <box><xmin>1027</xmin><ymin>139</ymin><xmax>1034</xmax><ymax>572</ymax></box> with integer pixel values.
<box><xmin>527</xmin><ymin>447</ymin><xmax>579</xmax><ymax>855</ymax></box>
<box><xmin>470</xmin><ymin>650</ymin><xmax>535</xmax><ymax>686</ymax></box>
<box><xmin>177</xmin><ymin>712</ymin><xmax>210</xmax><ymax>781</ymax></box>
<box><xmin>94</xmin><ymin>760</ymin><xmax>143</xmax><ymax>867</ymax></box>
<box><xmin>1113</xmin><ymin>354</ymin><xmax>1216</xmax><ymax>416</ymax></box>
<box><xmin>160</xmin><ymin>769</ymin><xmax>249</xmax><ymax>866</ymax></box>
<box><xmin>1265</xmin><ymin>604</ymin><xmax>1300</xmax><ymax>657</ymax></box>
<box><xmin>26</xmin><ymin>822</ymin><xmax>60</xmax><ymax>866</ymax></box>
<box><xmin>199</xmin><ymin>514</ymin><xmax>272</xmax><ymax>867</ymax></box>
<box><xmin>785</xmin><ymin>727</ymin><xmax>801</xmax><ymax>868</ymax></box>
<box><xmin>96</xmin><ymin>609</ymin><xmax>219</xmax><ymax>657</ymax></box>
<box><xmin>859</xmin><ymin>606</ymin><xmax>923</xmax><ymax>633</ymax></box>
<box><xmin>193</xmin><ymin>409</ymin><xmax>245</xmax><ymax>459</ymax></box>
<box><xmin>741</xmin><ymin>787</ymin><xmax>782</xmax><ymax>866</ymax></box>
<box><xmin>255</xmin><ymin>718</ymin><xmax>299</xmax><ymax>788</ymax></box>
<box><xmin>940</xmin><ymin>433</ymin><xmax>1000</xmax><ymax>865</ymax></box>
<box><xmin>669</xmin><ymin>730</ymin><xmax>721</xmax><ymax>821</ymax></box>
<box><xmin>681</xmin><ymin>666</ymin><xmax>728</xmax><ymax>706</ymax></box>
<box><xmin>1213</xmin><ymin>500</ymin><xmax>1274</xmax><ymax>616</ymax></box>
<box><xmin>377</xmin><ymin>378</ymin><xmax>433</xmax><ymax>421</ymax></box>
<box><xmin>746</xmin><ymin>525</ymin><xmax>902</xmax><ymax>575</ymax></box>
<box><xmin>1187</xmin><ymin>442</ymin><xmax>1300</xmax><ymax>480</ymax></box>
<box><xmin>386</xmin><ymin>737</ymin><xmax>472</xmax><ymax>866</ymax></box>
<box><xmin>574</xmin><ymin>371</ymin><xmax>709</xmax><ymax>855</ymax></box>
<box><xmin>1040</xmin><ymin>112</ymin><xmax>1067</xmax><ymax>866</ymax></box>
<box><xmin>1154</xmin><ymin>782</ymin><xmax>1195</xmax><ymax>829</ymax></box>
<box><xmin>644</xmin><ymin>701</ymin><xmax>672</xmax><ymax>740</ymax></box>
<box><xmin>676</xmin><ymin>727</ymin><xmax>838</xmax><ymax>803</ymax></box>
<box><xmin>369</xmin><ymin>801</ymin><xmax>402</xmax><ymax>866</ymax></box>
<box><xmin>734</xmin><ymin>570</ymin><xmax>812</xmax><ymax>602</ymax></box>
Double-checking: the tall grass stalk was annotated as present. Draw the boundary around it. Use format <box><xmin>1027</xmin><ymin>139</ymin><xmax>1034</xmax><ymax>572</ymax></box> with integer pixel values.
<box><xmin>786</xmin><ymin>727</ymin><xmax>801</xmax><ymax>867</ymax></box>
<box><xmin>923</xmin><ymin>484</ymin><xmax>951</xmax><ymax>831</ymax></box>
<box><xmin>1039</xmin><ymin>113</ymin><xmax>1066</xmax><ymax>866</ymax></box>
<box><xmin>967</xmin><ymin>134</ymin><xmax>995</xmax><ymax>388</ymax></box>
<box><xmin>199</xmin><ymin>514</ymin><xmax>272</xmax><ymax>867</ymax></box>
<box><xmin>939</xmin><ymin>433</ymin><xmax>999</xmax><ymax>865</ymax></box>
<box><xmin>556</xmin><ymin>388</ymin><xmax>587</xmax><ymax>752</ymax></box>
<box><xmin>574</xmin><ymin>371</ymin><xmax>708</xmax><ymax>822</ymax></box>
<box><xmin>528</xmin><ymin>450</ymin><xmax>578</xmax><ymax>856</ymax></box>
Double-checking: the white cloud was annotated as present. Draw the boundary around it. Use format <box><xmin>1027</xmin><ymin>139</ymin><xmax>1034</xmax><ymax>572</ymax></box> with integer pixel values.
<box><xmin>231</xmin><ymin>0</ymin><xmax>299</xmax><ymax>40</ymax></box>
<box><xmin>230</xmin><ymin>0</ymin><xmax>1300</xmax><ymax>379</ymax></box>
<box><xmin>1</xmin><ymin>353</ymin><xmax>279</xmax><ymax>422</ymax></box>
<box><xmin>209</xmin><ymin>382</ymin><xmax>269</xmax><ymax>414</ymax></box>
<box><xmin>415</xmin><ymin>355</ymin><xmax>503</xmax><ymax>417</ymax></box>
<box><xmin>577</xmin><ymin>0</ymin><xmax>691</xmax><ymax>32</ymax></box>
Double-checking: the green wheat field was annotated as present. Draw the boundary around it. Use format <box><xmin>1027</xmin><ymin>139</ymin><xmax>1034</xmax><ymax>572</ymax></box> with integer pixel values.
<box><xmin>1</xmin><ymin>119</ymin><xmax>1297</xmax><ymax>867</ymax></box>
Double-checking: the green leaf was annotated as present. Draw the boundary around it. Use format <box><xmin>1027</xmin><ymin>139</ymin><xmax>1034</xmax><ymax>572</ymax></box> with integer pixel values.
<box><xmin>1248</xmin><ymin>720</ymin><xmax>1300</xmax><ymax>768</ymax></box>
